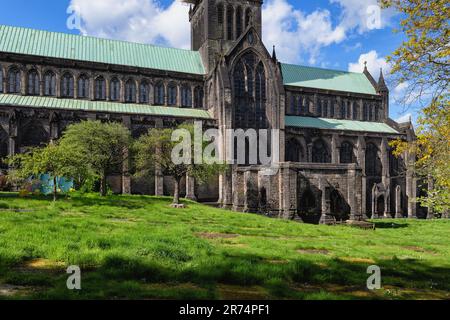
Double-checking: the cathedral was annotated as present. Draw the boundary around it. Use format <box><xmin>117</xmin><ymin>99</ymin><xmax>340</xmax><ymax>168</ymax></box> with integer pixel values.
<box><xmin>0</xmin><ymin>0</ymin><xmax>421</xmax><ymax>223</ymax></box>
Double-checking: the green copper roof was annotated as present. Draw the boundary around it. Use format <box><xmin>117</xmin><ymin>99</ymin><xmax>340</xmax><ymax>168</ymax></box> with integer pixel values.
<box><xmin>281</xmin><ymin>63</ymin><xmax>377</xmax><ymax>95</ymax></box>
<box><xmin>0</xmin><ymin>94</ymin><xmax>212</xmax><ymax>119</ymax></box>
<box><xmin>0</xmin><ymin>25</ymin><xmax>205</xmax><ymax>75</ymax></box>
<box><xmin>286</xmin><ymin>116</ymin><xmax>399</xmax><ymax>134</ymax></box>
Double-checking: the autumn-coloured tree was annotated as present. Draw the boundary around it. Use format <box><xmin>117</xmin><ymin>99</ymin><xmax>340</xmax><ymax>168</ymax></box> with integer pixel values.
<box><xmin>383</xmin><ymin>0</ymin><xmax>449</xmax><ymax>214</ymax></box>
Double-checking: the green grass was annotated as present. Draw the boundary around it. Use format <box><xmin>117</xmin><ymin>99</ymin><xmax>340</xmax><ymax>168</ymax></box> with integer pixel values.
<box><xmin>0</xmin><ymin>192</ymin><xmax>449</xmax><ymax>300</ymax></box>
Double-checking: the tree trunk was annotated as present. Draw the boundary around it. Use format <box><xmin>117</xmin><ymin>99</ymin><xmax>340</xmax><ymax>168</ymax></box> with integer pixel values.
<box><xmin>173</xmin><ymin>177</ymin><xmax>181</xmax><ymax>205</ymax></box>
<box><xmin>53</xmin><ymin>176</ymin><xmax>57</xmax><ymax>202</ymax></box>
<box><xmin>100</xmin><ymin>171</ymin><xmax>107</xmax><ymax>197</ymax></box>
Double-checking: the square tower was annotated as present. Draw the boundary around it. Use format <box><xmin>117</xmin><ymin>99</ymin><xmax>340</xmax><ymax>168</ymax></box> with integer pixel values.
<box><xmin>188</xmin><ymin>0</ymin><xmax>263</xmax><ymax>73</ymax></box>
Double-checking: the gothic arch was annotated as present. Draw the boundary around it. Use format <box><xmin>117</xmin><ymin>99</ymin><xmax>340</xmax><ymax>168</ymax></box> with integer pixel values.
<box><xmin>340</xmin><ymin>141</ymin><xmax>355</xmax><ymax>164</ymax></box>
<box><xmin>365</xmin><ymin>142</ymin><xmax>382</xmax><ymax>176</ymax></box>
<box><xmin>232</xmin><ymin>50</ymin><xmax>268</xmax><ymax>130</ymax></box>
<box><xmin>312</xmin><ymin>139</ymin><xmax>331</xmax><ymax>163</ymax></box>
<box><xmin>78</xmin><ymin>74</ymin><xmax>89</xmax><ymax>98</ymax></box>
<box><xmin>27</xmin><ymin>69</ymin><xmax>40</xmax><ymax>95</ymax></box>
<box><xmin>110</xmin><ymin>77</ymin><xmax>121</xmax><ymax>101</ymax></box>
<box><xmin>139</xmin><ymin>80</ymin><xmax>150</xmax><ymax>104</ymax></box>
<box><xmin>286</xmin><ymin>137</ymin><xmax>305</xmax><ymax>163</ymax></box>
<box><xmin>94</xmin><ymin>76</ymin><xmax>106</xmax><ymax>100</ymax></box>
<box><xmin>8</xmin><ymin>66</ymin><xmax>21</xmax><ymax>93</ymax></box>
<box><xmin>125</xmin><ymin>78</ymin><xmax>137</xmax><ymax>103</ymax></box>
<box><xmin>61</xmin><ymin>72</ymin><xmax>74</xmax><ymax>98</ymax></box>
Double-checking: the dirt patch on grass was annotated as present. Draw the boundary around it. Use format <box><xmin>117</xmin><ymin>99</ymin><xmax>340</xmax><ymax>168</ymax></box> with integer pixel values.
<box><xmin>403</xmin><ymin>246</ymin><xmax>437</xmax><ymax>255</ymax></box>
<box><xmin>266</xmin><ymin>259</ymin><xmax>289</xmax><ymax>264</ymax></box>
<box><xmin>196</xmin><ymin>232</ymin><xmax>239</xmax><ymax>239</ymax></box>
<box><xmin>0</xmin><ymin>284</ymin><xmax>33</xmax><ymax>297</ymax></box>
<box><xmin>14</xmin><ymin>259</ymin><xmax>66</xmax><ymax>274</ymax></box>
<box><xmin>339</xmin><ymin>257</ymin><xmax>376</xmax><ymax>264</ymax></box>
<box><xmin>297</xmin><ymin>249</ymin><xmax>329</xmax><ymax>255</ymax></box>
<box><xmin>218</xmin><ymin>284</ymin><xmax>269</xmax><ymax>300</ymax></box>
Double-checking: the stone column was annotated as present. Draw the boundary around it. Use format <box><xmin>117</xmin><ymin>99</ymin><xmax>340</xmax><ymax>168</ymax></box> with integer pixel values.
<box><xmin>347</xmin><ymin>164</ymin><xmax>360</xmax><ymax>220</ymax></box>
<box><xmin>405</xmin><ymin>151</ymin><xmax>417</xmax><ymax>218</ymax></box>
<box><xmin>307</xmin><ymin>143</ymin><xmax>313</xmax><ymax>163</ymax></box>
<box><xmin>154</xmin><ymin>119</ymin><xmax>164</xmax><ymax>196</ymax></box>
<box><xmin>278</xmin><ymin>166</ymin><xmax>297</xmax><ymax>220</ymax></box>
<box><xmin>319</xmin><ymin>178</ymin><xmax>334</xmax><ymax>224</ymax></box>
<box><xmin>185</xmin><ymin>174</ymin><xmax>197</xmax><ymax>201</ymax></box>
<box><xmin>357</xmin><ymin>136</ymin><xmax>368</xmax><ymax>219</ymax></box>
<box><xmin>426</xmin><ymin>175</ymin><xmax>435</xmax><ymax>219</ymax></box>
<box><xmin>331</xmin><ymin>134</ymin><xmax>339</xmax><ymax>164</ymax></box>
<box><xmin>121</xmin><ymin>116</ymin><xmax>132</xmax><ymax>195</ymax></box>
<box><xmin>395</xmin><ymin>185</ymin><xmax>403</xmax><ymax>218</ymax></box>
<box><xmin>221</xmin><ymin>169</ymin><xmax>233</xmax><ymax>209</ymax></box>
<box><xmin>74</xmin><ymin>75</ymin><xmax>79</xmax><ymax>99</ymax></box>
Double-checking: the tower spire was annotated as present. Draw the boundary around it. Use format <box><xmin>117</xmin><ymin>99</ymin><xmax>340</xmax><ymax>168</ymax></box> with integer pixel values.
<box><xmin>272</xmin><ymin>45</ymin><xmax>277</xmax><ymax>62</ymax></box>
<box><xmin>378</xmin><ymin>68</ymin><xmax>388</xmax><ymax>91</ymax></box>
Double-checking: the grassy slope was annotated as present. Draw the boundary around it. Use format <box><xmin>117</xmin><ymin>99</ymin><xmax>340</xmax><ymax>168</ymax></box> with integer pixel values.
<box><xmin>0</xmin><ymin>192</ymin><xmax>449</xmax><ymax>300</ymax></box>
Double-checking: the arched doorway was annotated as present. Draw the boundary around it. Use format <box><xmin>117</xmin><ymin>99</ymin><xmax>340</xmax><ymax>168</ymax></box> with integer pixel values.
<box><xmin>376</xmin><ymin>195</ymin><xmax>385</xmax><ymax>217</ymax></box>
<box><xmin>298</xmin><ymin>189</ymin><xmax>320</xmax><ymax>224</ymax></box>
<box><xmin>330</xmin><ymin>190</ymin><xmax>350</xmax><ymax>221</ymax></box>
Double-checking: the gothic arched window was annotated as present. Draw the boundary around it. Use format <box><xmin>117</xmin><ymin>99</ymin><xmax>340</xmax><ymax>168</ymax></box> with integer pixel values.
<box><xmin>110</xmin><ymin>77</ymin><xmax>120</xmax><ymax>101</ymax></box>
<box><xmin>236</xmin><ymin>7</ymin><xmax>243</xmax><ymax>37</ymax></box>
<box><xmin>255</xmin><ymin>62</ymin><xmax>266</xmax><ymax>128</ymax></box>
<box><xmin>8</xmin><ymin>67</ymin><xmax>21</xmax><ymax>93</ymax></box>
<box><xmin>234</xmin><ymin>62</ymin><xmax>245</xmax><ymax>128</ymax></box>
<box><xmin>168</xmin><ymin>83</ymin><xmax>177</xmax><ymax>106</ymax></box>
<box><xmin>363</xmin><ymin>103</ymin><xmax>369</xmax><ymax>121</ymax></box>
<box><xmin>95</xmin><ymin>76</ymin><xmax>106</xmax><ymax>100</ymax></box>
<box><xmin>353</xmin><ymin>102</ymin><xmax>359</xmax><ymax>120</ymax></box>
<box><xmin>27</xmin><ymin>70</ymin><xmax>39</xmax><ymax>95</ymax></box>
<box><xmin>312</xmin><ymin>139</ymin><xmax>331</xmax><ymax>163</ymax></box>
<box><xmin>317</xmin><ymin>99</ymin><xmax>322</xmax><ymax>117</ymax></box>
<box><xmin>233</xmin><ymin>53</ymin><xmax>267</xmax><ymax>130</ymax></box>
<box><xmin>365</xmin><ymin>143</ymin><xmax>382</xmax><ymax>176</ymax></box>
<box><xmin>329</xmin><ymin>100</ymin><xmax>335</xmax><ymax>118</ymax></box>
<box><xmin>140</xmin><ymin>81</ymin><xmax>150</xmax><ymax>104</ymax></box>
<box><xmin>61</xmin><ymin>72</ymin><xmax>74</xmax><ymax>98</ymax></box>
<box><xmin>194</xmin><ymin>86</ymin><xmax>204</xmax><ymax>108</ymax></box>
<box><xmin>181</xmin><ymin>85</ymin><xmax>192</xmax><ymax>107</ymax></box>
<box><xmin>227</xmin><ymin>5</ymin><xmax>234</xmax><ymax>40</ymax></box>
<box><xmin>340</xmin><ymin>141</ymin><xmax>354</xmax><ymax>164</ymax></box>
<box><xmin>78</xmin><ymin>74</ymin><xmax>89</xmax><ymax>98</ymax></box>
<box><xmin>286</xmin><ymin>139</ymin><xmax>303</xmax><ymax>162</ymax></box>
<box><xmin>340</xmin><ymin>101</ymin><xmax>346</xmax><ymax>119</ymax></box>
<box><xmin>155</xmin><ymin>82</ymin><xmax>165</xmax><ymax>105</ymax></box>
<box><xmin>44</xmin><ymin>71</ymin><xmax>56</xmax><ymax>96</ymax></box>
<box><xmin>125</xmin><ymin>79</ymin><xmax>136</xmax><ymax>103</ymax></box>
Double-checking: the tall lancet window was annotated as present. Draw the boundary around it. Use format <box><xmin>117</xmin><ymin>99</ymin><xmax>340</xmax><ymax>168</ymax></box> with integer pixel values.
<box><xmin>236</xmin><ymin>7</ymin><xmax>243</xmax><ymax>37</ymax></box>
<box><xmin>27</xmin><ymin>70</ymin><xmax>40</xmax><ymax>95</ymax></box>
<box><xmin>233</xmin><ymin>52</ymin><xmax>267</xmax><ymax>130</ymax></box>
<box><xmin>227</xmin><ymin>5</ymin><xmax>234</xmax><ymax>40</ymax></box>
<box><xmin>61</xmin><ymin>73</ymin><xmax>74</xmax><ymax>98</ymax></box>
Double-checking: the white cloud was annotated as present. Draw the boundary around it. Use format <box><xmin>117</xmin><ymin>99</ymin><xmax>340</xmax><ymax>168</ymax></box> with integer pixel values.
<box><xmin>70</xmin><ymin>0</ymin><xmax>190</xmax><ymax>49</ymax></box>
<box><xmin>330</xmin><ymin>0</ymin><xmax>395</xmax><ymax>33</ymax></box>
<box><xmin>262</xmin><ymin>0</ymin><xmax>346</xmax><ymax>64</ymax></box>
<box><xmin>348</xmin><ymin>50</ymin><xmax>391</xmax><ymax>76</ymax></box>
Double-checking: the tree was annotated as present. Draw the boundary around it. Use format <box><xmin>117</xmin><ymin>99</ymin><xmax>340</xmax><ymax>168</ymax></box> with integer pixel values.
<box><xmin>8</xmin><ymin>142</ymin><xmax>81</xmax><ymax>201</ymax></box>
<box><xmin>383</xmin><ymin>0</ymin><xmax>450</xmax><ymax>214</ymax></box>
<box><xmin>59</xmin><ymin>120</ymin><xmax>132</xmax><ymax>196</ymax></box>
<box><xmin>381</xmin><ymin>0</ymin><xmax>449</xmax><ymax>106</ymax></box>
<box><xmin>134</xmin><ymin>124</ymin><xmax>224</xmax><ymax>206</ymax></box>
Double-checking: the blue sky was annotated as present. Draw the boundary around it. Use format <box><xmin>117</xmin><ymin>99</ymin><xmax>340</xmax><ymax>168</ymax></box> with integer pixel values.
<box><xmin>0</xmin><ymin>0</ymin><xmax>411</xmax><ymax>121</ymax></box>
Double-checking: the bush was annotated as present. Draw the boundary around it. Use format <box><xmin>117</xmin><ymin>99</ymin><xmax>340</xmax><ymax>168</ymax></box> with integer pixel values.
<box><xmin>0</xmin><ymin>174</ymin><xmax>11</xmax><ymax>191</ymax></box>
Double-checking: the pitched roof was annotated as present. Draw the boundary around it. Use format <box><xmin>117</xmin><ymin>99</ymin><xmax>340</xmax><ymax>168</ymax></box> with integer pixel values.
<box><xmin>0</xmin><ymin>94</ymin><xmax>212</xmax><ymax>119</ymax></box>
<box><xmin>286</xmin><ymin>116</ymin><xmax>399</xmax><ymax>134</ymax></box>
<box><xmin>280</xmin><ymin>63</ymin><xmax>378</xmax><ymax>95</ymax></box>
<box><xmin>0</xmin><ymin>25</ymin><xmax>205</xmax><ymax>75</ymax></box>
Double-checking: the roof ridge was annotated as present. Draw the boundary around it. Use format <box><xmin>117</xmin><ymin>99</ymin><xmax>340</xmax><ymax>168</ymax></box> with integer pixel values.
<box><xmin>0</xmin><ymin>24</ymin><xmax>197</xmax><ymax>54</ymax></box>
<box><xmin>280</xmin><ymin>62</ymin><xmax>363</xmax><ymax>75</ymax></box>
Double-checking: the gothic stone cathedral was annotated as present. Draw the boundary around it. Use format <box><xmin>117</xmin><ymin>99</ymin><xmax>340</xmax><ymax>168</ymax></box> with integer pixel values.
<box><xmin>0</xmin><ymin>0</ymin><xmax>421</xmax><ymax>223</ymax></box>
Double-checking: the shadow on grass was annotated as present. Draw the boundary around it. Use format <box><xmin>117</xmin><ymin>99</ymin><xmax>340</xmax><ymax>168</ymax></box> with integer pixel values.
<box><xmin>2</xmin><ymin>251</ymin><xmax>449</xmax><ymax>300</ymax></box>
<box><xmin>373</xmin><ymin>221</ymin><xmax>409</xmax><ymax>229</ymax></box>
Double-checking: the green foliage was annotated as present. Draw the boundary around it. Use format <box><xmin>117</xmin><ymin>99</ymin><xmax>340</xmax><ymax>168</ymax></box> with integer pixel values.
<box><xmin>59</xmin><ymin>120</ymin><xmax>132</xmax><ymax>196</ymax></box>
<box><xmin>383</xmin><ymin>0</ymin><xmax>450</xmax><ymax>214</ymax></box>
<box><xmin>134</xmin><ymin>124</ymin><xmax>226</xmax><ymax>204</ymax></box>
<box><xmin>0</xmin><ymin>193</ymin><xmax>449</xmax><ymax>300</ymax></box>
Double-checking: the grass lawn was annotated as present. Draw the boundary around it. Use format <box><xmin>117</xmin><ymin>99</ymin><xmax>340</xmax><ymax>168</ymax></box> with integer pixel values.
<box><xmin>0</xmin><ymin>192</ymin><xmax>449</xmax><ymax>300</ymax></box>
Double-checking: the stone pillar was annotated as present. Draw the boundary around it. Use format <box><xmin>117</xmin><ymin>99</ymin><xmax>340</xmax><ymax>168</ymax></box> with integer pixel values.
<box><xmin>395</xmin><ymin>185</ymin><xmax>403</xmax><ymax>218</ymax></box>
<box><xmin>154</xmin><ymin>119</ymin><xmax>164</xmax><ymax>196</ymax></box>
<box><xmin>278</xmin><ymin>166</ymin><xmax>297</xmax><ymax>219</ymax></box>
<box><xmin>122</xmin><ymin>116</ymin><xmax>132</xmax><ymax>195</ymax></box>
<box><xmin>426</xmin><ymin>175</ymin><xmax>435</xmax><ymax>219</ymax></box>
<box><xmin>357</xmin><ymin>136</ymin><xmax>368</xmax><ymax>219</ymax></box>
<box><xmin>331</xmin><ymin>134</ymin><xmax>339</xmax><ymax>164</ymax></box>
<box><xmin>307</xmin><ymin>143</ymin><xmax>313</xmax><ymax>163</ymax></box>
<box><xmin>221</xmin><ymin>169</ymin><xmax>233</xmax><ymax>209</ymax></box>
<box><xmin>347</xmin><ymin>164</ymin><xmax>361</xmax><ymax>220</ymax></box>
<box><xmin>74</xmin><ymin>75</ymin><xmax>79</xmax><ymax>99</ymax></box>
<box><xmin>185</xmin><ymin>174</ymin><xmax>197</xmax><ymax>201</ymax></box>
<box><xmin>406</xmin><ymin>151</ymin><xmax>417</xmax><ymax>218</ymax></box>
<box><xmin>319</xmin><ymin>179</ymin><xmax>335</xmax><ymax>224</ymax></box>
<box><xmin>371</xmin><ymin>184</ymin><xmax>379</xmax><ymax>219</ymax></box>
